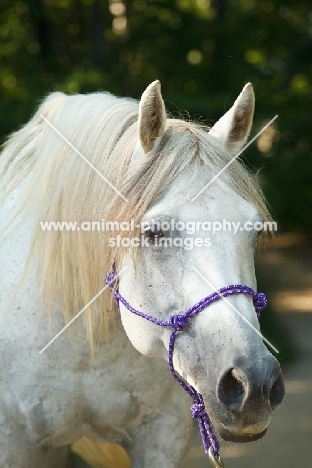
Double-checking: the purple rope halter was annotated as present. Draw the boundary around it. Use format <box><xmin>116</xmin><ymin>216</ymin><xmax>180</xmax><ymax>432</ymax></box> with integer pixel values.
<box><xmin>105</xmin><ymin>264</ymin><xmax>267</xmax><ymax>467</ymax></box>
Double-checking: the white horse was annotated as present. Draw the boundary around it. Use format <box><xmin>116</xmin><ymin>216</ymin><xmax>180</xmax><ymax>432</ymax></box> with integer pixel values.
<box><xmin>0</xmin><ymin>81</ymin><xmax>284</xmax><ymax>467</ymax></box>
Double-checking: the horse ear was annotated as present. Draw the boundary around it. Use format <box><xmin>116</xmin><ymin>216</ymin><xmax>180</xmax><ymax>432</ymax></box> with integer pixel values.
<box><xmin>209</xmin><ymin>83</ymin><xmax>255</xmax><ymax>155</ymax></box>
<box><xmin>138</xmin><ymin>80</ymin><xmax>166</xmax><ymax>153</ymax></box>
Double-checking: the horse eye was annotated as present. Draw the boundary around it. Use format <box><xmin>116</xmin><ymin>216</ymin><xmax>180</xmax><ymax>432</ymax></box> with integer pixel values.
<box><xmin>145</xmin><ymin>228</ymin><xmax>165</xmax><ymax>244</ymax></box>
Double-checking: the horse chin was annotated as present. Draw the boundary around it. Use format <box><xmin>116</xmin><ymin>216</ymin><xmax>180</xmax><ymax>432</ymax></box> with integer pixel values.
<box><xmin>208</xmin><ymin>411</ymin><xmax>268</xmax><ymax>443</ymax></box>
<box><xmin>216</xmin><ymin>425</ymin><xmax>267</xmax><ymax>443</ymax></box>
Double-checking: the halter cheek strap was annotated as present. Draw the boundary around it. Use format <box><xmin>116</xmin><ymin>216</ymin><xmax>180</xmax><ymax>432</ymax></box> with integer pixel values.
<box><xmin>105</xmin><ymin>264</ymin><xmax>267</xmax><ymax>468</ymax></box>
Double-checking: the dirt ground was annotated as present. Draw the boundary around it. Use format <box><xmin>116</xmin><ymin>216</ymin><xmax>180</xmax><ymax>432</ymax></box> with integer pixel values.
<box><xmin>185</xmin><ymin>236</ymin><xmax>312</xmax><ymax>468</ymax></box>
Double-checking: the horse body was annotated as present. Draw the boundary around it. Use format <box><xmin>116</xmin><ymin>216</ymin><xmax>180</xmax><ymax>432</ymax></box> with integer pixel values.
<box><xmin>0</xmin><ymin>81</ymin><xmax>284</xmax><ymax>467</ymax></box>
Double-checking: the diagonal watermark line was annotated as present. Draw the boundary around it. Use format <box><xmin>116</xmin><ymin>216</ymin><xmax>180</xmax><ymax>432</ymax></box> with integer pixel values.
<box><xmin>190</xmin><ymin>115</ymin><xmax>278</xmax><ymax>203</ymax></box>
<box><xmin>39</xmin><ymin>266</ymin><xmax>128</xmax><ymax>354</ymax></box>
<box><xmin>40</xmin><ymin>114</ymin><xmax>129</xmax><ymax>203</ymax></box>
<box><xmin>191</xmin><ymin>266</ymin><xmax>279</xmax><ymax>353</ymax></box>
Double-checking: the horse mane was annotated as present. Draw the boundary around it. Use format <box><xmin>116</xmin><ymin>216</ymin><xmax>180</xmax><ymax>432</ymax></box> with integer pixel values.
<box><xmin>0</xmin><ymin>90</ymin><xmax>271</xmax><ymax>351</ymax></box>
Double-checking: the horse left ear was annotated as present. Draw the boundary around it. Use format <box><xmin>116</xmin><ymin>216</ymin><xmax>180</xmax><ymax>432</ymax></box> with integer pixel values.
<box><xmin>209</xmin><ymin>83</ymin><xmax>255</xmax><ymax>155</ymax></box>
<box><xmin>138</xmin><ymin>80</ymin><xmax>166</xmax><ymax>153</ymax></box>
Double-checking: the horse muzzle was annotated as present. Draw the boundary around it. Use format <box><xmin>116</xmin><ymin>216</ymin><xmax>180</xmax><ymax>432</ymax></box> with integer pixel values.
<box><xmin>206</xmin><ymin>355</ymin><xmax>285</xmax><ymax>443</ymax></box>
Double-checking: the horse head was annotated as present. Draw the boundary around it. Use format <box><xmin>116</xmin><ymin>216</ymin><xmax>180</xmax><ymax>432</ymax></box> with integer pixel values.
<box><xmin>116</xmin><ymin>81</ymin><xmax>285</xmax><ymax>444</ymax></box>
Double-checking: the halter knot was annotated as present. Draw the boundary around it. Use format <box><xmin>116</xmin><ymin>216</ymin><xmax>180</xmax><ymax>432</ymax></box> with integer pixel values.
<box><xmin>169</xmin><ymin>314</ymin><xmax>189</xmax><ymax>330</ymax></box>
<box><xmin>253</xmin><ymin>292</ymin><xmax>267</xmax><ymax>312</ymax></box>
<box><xmin>191</xmin><ymin>402</ymin><xmax>206</xmax><ymax>419</ymax></box>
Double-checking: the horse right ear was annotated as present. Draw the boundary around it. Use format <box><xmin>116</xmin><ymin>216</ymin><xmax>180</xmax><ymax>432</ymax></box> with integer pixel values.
<box><xmin>138</xmin><ymin>80</ymin><xmax>166</xmax><ymax>153</ymax></box>
<box><xmin>209</xmin><ymin>83</ymin><xmax>255</xmax><ymax>155</ymax></box>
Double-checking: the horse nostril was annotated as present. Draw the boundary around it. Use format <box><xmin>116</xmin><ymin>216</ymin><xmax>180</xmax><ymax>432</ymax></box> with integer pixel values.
<box><xmin>217</xmin><ymin>368</ymin><xmax>246</xmax><ymax>411</ymax></box>
<box><xmin>269</xmin><ymin>372</ymin><xmax>285</xmax><ymax>409</ymax></box>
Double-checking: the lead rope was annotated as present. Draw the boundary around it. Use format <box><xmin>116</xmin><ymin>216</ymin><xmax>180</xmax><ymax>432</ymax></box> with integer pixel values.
<box><xmin>105</xmin><ymin>264</ymin><xmax>267</xmax><ymax>468</ymax></box>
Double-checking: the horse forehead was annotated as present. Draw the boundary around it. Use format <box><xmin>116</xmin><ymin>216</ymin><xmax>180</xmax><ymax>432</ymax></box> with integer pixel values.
<box><xmin>188</xmin><ymin>186</ymin><xmax>258</xmax><ymax>220</ymax></box>
<box><xmin>146</xmin><ymin>184</ymin><xmax>258</xmax><ymax>221</ymax></box>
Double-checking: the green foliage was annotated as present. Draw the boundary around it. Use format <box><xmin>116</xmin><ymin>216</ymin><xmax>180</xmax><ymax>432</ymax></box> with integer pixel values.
<box><xmin>0</xmin><ymin>0</ymin><xmax>311</xmax><ymax>234</ymax></box>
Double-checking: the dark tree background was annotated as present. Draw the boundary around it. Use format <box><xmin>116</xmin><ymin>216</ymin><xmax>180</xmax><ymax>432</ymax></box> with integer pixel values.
<box><xmin>1</xmin><ymin>0</ymin><xmax>311</xmax><ymax>235</ymax></box>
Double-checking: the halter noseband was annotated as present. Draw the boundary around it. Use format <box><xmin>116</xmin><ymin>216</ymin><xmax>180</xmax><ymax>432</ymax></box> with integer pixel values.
<box><xmin>105</xmin><ymin>263</ymin><xmax>267</xmax><ymax>468</ymax></box>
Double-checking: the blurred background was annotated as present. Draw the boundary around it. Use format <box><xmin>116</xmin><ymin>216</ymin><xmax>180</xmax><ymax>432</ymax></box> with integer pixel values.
<box><xmin>1</xmin><ymin>1</ymin><xmax>311</xmax><ymax>467</ymax></box>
